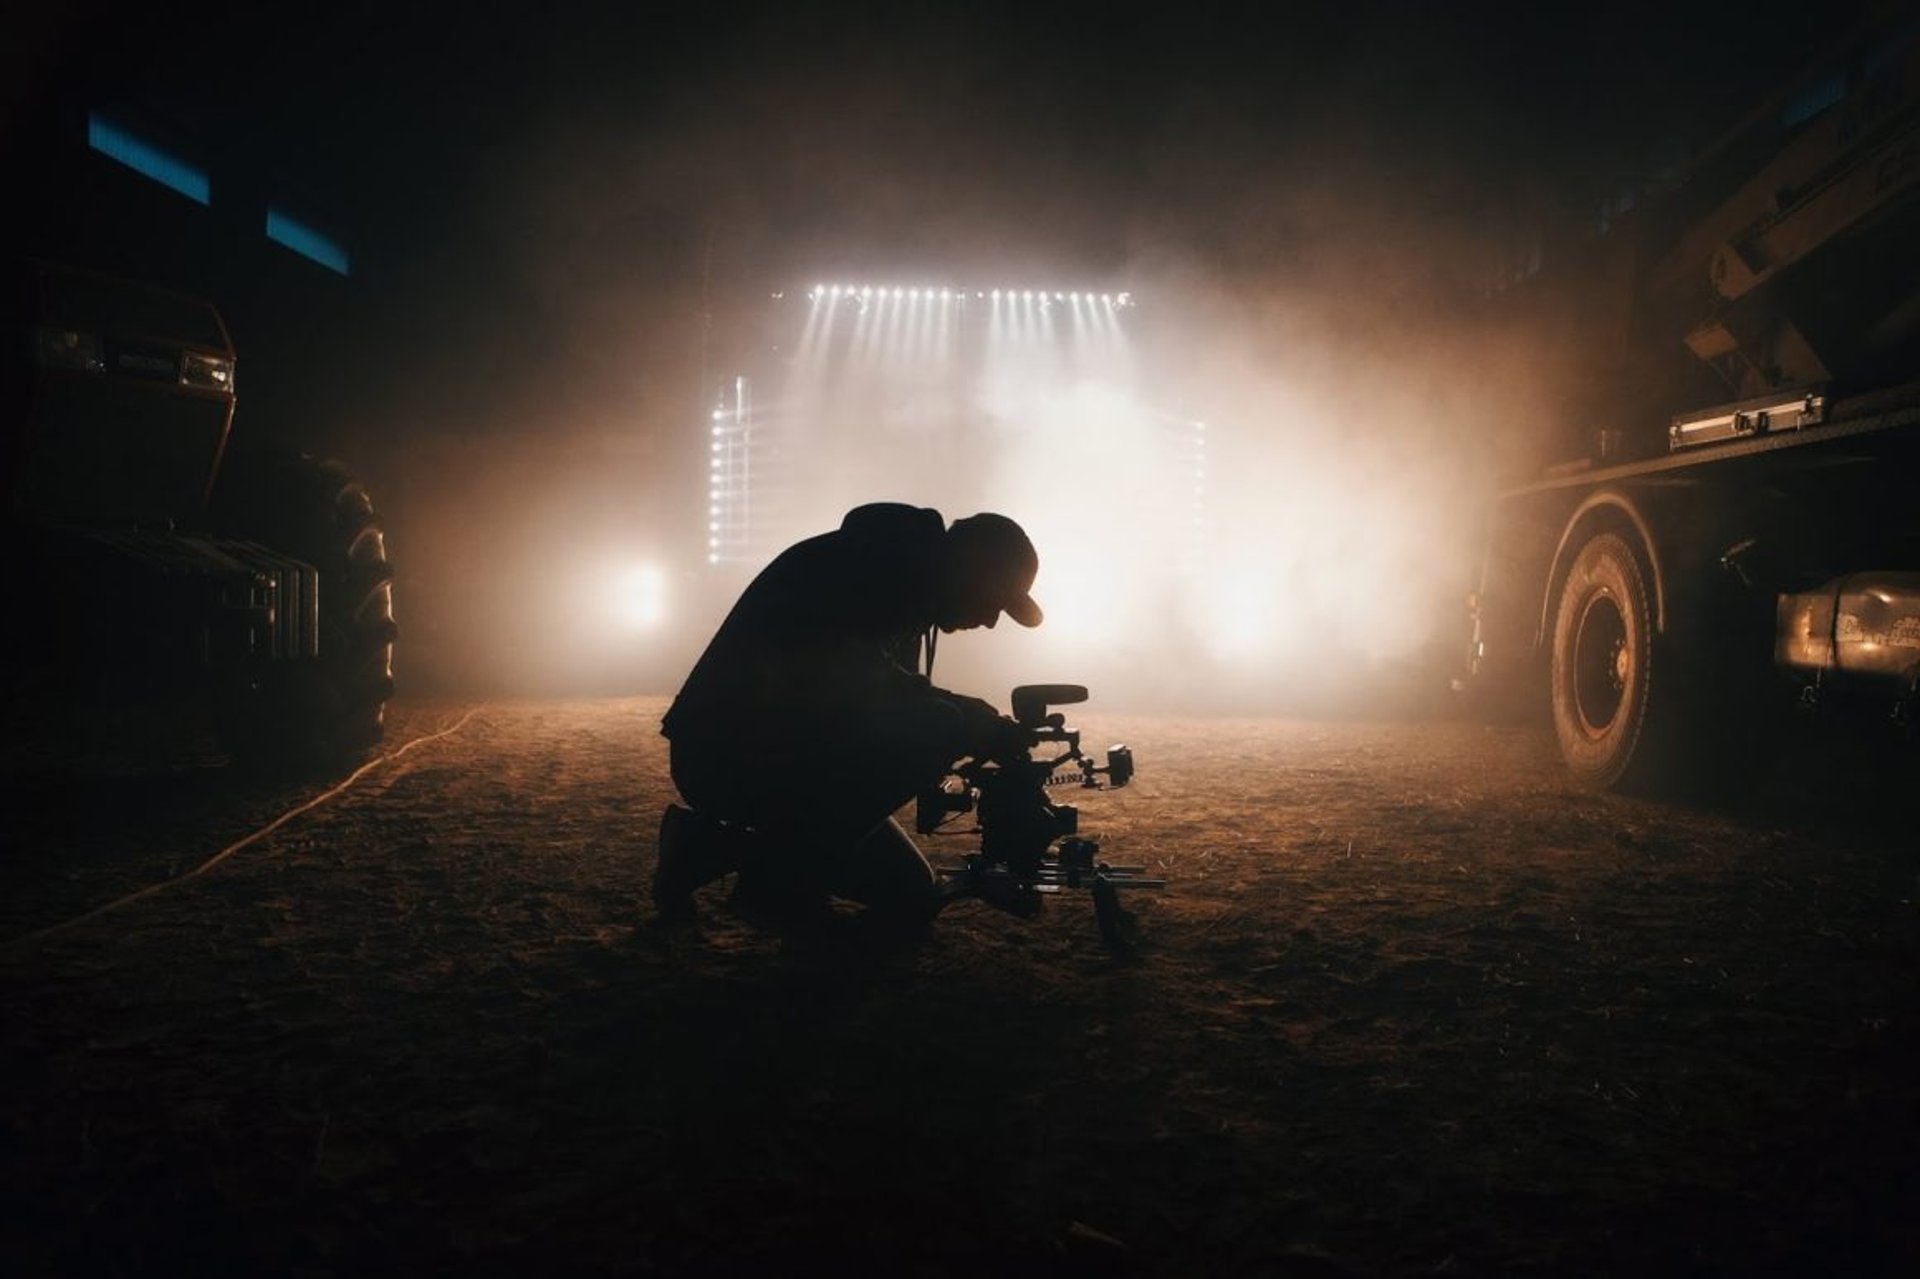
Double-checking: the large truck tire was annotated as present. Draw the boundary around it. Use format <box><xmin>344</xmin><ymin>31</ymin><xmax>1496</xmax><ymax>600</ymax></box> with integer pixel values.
<box><xmin>1549</xmin><ymin>532</ymin><xmax>1666</xmax><ymax>790</ymax></box>
<box><xmin>212</xmin><ymin>447</ymin><xmax>397</xmax><ymax>772</ymax></box>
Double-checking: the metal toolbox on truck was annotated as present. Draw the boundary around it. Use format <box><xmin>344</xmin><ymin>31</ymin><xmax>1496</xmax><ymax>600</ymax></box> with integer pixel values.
<box><xmin>1670</xmin><ymin>389</ymin><xmax>1825</xmax><ymax>451</ymax></box>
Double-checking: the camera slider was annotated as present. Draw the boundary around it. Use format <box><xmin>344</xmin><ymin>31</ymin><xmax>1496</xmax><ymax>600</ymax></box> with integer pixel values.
<box><xmin>938</xmin><ymin>838</ymin><xmax>1165</xmax><ymax>950</ymax></box>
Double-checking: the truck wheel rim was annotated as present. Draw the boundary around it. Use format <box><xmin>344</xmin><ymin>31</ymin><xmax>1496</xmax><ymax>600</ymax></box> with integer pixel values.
<box><xmin>1573</xmin><ymin>591</ymin><xmax>1630</xmax><ymax>735</ymax></box>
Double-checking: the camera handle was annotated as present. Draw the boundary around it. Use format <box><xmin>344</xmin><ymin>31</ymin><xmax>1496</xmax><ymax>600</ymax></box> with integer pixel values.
<box><xmin>1011</xmin><ymin>683</ymin><xmax>1087</xmax><ymax>729</ymax></box>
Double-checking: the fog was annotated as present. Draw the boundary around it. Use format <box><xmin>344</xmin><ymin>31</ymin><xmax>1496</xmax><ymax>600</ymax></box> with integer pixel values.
<box><xmin>161</xmin><ymin>0</ymin><xmax>1849</xmax><ymax>712</ymax></box>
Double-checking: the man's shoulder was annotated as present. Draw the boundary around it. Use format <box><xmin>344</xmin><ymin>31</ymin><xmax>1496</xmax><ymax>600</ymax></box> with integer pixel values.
<box><xmin>755</xmin><ymin>506</ymin><xmax>941</xmax><ymax>580</ymax></box>
<box><xmin>731</xmin><ymin>503</ymin><xmax>942</xmax><ymax>622</ymax></box>
<box><xmin>833</xmin><ymin>505</ymin><xmax>946</xmax><ymax>591</ymax></box>
<box><xmin>837</xmin><ymin>503</ymin><xmax>945</xmax><ymax>546</ymax></box>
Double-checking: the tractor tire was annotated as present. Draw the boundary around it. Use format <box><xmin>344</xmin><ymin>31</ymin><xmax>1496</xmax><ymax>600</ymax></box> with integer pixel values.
<box><xmin>1549</xmin><ymin>532</ymin><xmax>1666</xmax><ymax>791</ymax></box>
<box><xmin>211</xmin><ymin>447</ymin><xmax>396</xmax><ymax>772</ymax></box>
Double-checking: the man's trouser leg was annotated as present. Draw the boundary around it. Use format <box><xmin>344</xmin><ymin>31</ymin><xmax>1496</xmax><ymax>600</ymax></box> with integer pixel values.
<box><xmin>653</xmin><ymin>803</ymin><xmax>770</xmax><ymax>920</ymax></box>
<box><xmin>797</xmin><ymin>697</ymin><xmax>958</xmax><ymax>924</ymax></box>
<box><xmin>818</xmin><ymin>816</ymin><xmax>943</xmax><ymax>922</ymax></box>
<box><xmin>668</xmin><ymin>698</ymin><xmax>962</xmax><ymax>923</ymax></box>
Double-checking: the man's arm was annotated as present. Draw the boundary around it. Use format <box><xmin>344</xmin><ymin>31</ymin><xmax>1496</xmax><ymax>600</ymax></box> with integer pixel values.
<box><xmin>929</xmin><ymin>687</ymin><xmax>1037</xmax><ymax>762</ymax></box>
<box><xmin>850</xmin><ymin>635</ymin><xmax>1034</xmax><ymax>762</ymax></box>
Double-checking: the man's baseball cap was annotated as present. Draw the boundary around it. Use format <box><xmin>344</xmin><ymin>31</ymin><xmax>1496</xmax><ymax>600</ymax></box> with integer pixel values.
<box><xmin>949</xmin><ymin>512</ymin><xmax>1043</xmax><ymax>627</ymax></box>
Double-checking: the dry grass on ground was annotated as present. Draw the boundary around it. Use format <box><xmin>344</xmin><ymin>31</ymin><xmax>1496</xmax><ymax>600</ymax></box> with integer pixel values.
<box><xmin>3</xmin><ymin>698</ymin><xmax>1917</xmax><ymax>1275</ymax></box>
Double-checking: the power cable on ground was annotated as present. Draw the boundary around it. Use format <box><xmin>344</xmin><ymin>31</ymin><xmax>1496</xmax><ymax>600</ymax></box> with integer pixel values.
<box><xmin>3</xmin><ymin>706</ymin><xmax>483</xmax><ymax>951</ymax></box>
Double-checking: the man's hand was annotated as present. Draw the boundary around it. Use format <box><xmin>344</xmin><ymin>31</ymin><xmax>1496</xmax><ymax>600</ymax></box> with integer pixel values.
<box><xmin>978</xmin><ymin>712</ymin><xmax>1038</xmax><ymax>763</ymax></box>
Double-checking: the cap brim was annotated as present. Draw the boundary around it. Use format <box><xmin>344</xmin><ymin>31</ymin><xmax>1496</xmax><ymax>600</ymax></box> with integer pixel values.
<box><xmin>1005</xmin><ymin>593</ymin><xmax>1043</xmax><ymax>628</ymax></box>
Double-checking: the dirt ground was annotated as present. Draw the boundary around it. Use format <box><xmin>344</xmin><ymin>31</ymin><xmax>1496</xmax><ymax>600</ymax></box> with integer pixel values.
<box><xmin>3</xmin><ymin>697</ymin><xmax>1917</xmax><ymax>1276</ymax></box>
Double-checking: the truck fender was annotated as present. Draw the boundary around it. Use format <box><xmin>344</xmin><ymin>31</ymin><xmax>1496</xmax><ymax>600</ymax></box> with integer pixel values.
<box><xmin>1536</xmin><ymin>488</ymin><xmax>1669</xmax><ymax>649</ymax></box>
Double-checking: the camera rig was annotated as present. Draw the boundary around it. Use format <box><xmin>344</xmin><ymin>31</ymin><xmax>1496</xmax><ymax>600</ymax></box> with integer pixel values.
<box><xmin>916</xmin><ymin>684</ymin><xmax>1161</xmax><ymax>949</ymax></box>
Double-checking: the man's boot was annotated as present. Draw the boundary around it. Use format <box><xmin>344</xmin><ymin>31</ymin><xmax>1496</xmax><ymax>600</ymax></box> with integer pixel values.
<box><xmin>654</xmin><ymin>804</ymin><xmax>750</xmax><ymax>922</ymax></box>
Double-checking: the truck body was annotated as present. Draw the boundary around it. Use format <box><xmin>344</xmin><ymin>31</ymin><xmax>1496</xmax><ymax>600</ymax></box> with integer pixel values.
<box><xmin>3</xmin><ymin>260</ymin><xmax>395</xmax><ymax>770</ymax></box>
<box><xmin>1470</xmin><ymin>16</ymin><xmax>1920</xmax><ymax>787</ymax></box>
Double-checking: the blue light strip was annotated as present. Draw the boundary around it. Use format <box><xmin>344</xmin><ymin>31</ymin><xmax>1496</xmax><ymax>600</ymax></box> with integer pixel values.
<box><xmin>1779</xmin><ymin>70</ymin><xmax>1846</xmax><ymax>129</ymax></box>
<box><xmin>86</xmin><ymin>114</ymin><xmax>210</xmax><ymax>205</ymax></box>
<box><xmin>265</xmin><ymin>209</ymin><xmax>351</xmax><ymax>276</ymax></box>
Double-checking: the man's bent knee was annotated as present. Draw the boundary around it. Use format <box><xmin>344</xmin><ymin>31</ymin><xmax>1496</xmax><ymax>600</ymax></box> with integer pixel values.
<box><xmin>825</xmin><ymin>817</ymin><xmax>942</xmax><ymax>917</ymax></box>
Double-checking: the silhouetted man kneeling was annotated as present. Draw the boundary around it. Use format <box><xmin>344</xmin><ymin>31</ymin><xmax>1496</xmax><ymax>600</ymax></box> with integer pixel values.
<box><xmin>654</xmin><ymin>503</ymin><xmax>1043</xmax><ymax>932</ymax></box>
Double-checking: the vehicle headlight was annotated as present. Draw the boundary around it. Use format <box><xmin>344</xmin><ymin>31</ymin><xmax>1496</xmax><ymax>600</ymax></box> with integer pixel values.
<box><xmin>617</xmin><ymin>564</ymin><xmax>668</xmax><ymax>629</ymax></box>
<box><xmin>181</xmin><ymin>350</ymin><xmax>235</xmax><ymax>391</ymax></box>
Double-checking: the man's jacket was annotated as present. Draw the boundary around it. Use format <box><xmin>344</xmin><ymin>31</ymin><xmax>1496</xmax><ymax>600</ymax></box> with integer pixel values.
<box><xmin>662</xmin><ymin>503</ymin><xmax>968</xmax><ymax>748</ymax></box>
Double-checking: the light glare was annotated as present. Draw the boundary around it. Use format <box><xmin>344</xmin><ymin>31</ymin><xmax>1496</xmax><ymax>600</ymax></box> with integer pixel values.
<box><xmin>615</xmin><ymin>564</ymin><xmax>668</xmax><ymax>630</ymax></box>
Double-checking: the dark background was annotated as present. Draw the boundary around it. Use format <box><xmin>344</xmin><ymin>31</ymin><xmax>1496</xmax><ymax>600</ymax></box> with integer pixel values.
<box><xmin>6</xmin><ymin>11</ymin><xmax>1919</xmax><ymax>1274</ymax></box>
<box><xmin>2</xmin><ymin>0</ymin><xmax>1885</xmax><ymax>693</ymax></box>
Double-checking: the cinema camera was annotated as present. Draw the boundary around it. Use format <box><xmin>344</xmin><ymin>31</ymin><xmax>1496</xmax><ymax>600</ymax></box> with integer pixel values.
<box><xmin>916</xmin><ymin>684</ymin><xmax>1162</xmax><ymax>949</ymax></box>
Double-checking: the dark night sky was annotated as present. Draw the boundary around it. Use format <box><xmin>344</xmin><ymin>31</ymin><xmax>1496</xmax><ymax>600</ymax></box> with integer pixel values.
<box><xmin>5</xmin><ymin>0</ymin><xmax>1881</xmax><ymax>443</ymax></box>
<box><xmin>2</xmin><ymin>0</ymin><xmax>1894</xmax><ymax>693</ymax></box>
<box><xmin>18</xmin><ymin>0</ymin><xmax>1870</xmax><ymax>280</ymax></box>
